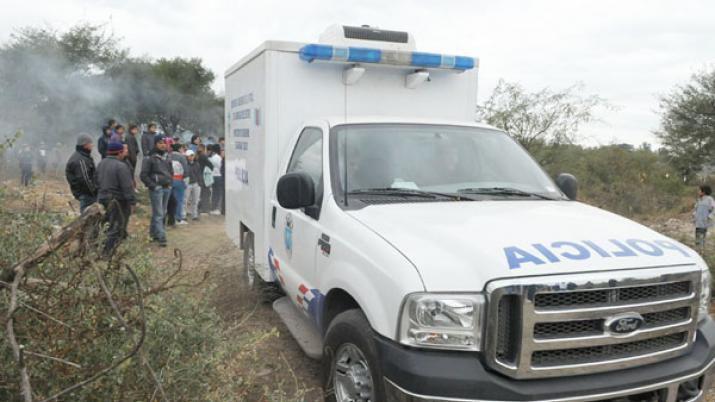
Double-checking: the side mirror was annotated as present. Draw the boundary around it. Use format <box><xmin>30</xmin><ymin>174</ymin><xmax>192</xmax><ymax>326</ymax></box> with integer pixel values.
<box><xmin>277</xmin><ymin>172</ymin><xmax>315</xmax><ymax>209</ymax></box>
<box><xmin>555</xmin><ymin>173</ymin><xmax>578</xmax><ymax>200</ymax></box>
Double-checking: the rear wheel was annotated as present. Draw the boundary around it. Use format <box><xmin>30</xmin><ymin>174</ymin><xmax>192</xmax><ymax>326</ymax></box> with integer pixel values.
<box><xmin>243</xmin><ymin>231</ymin><xmax>282</xmax><ymax>302</ymax></box>
<box><xmin>323</xmin><ymin>309</ymin><xmax>385</xmax><ymax>402</ymax></box>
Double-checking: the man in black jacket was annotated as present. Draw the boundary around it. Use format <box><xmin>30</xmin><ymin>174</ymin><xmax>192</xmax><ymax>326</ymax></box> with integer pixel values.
<box><xmin>96</xmin><ymin>138</ymin><xmax>136</xmax><ymax>256</ymax></box>
<box><xmin>126</xmin><ymin>124</ymin><xmax>140</xmax><ymax>174</ymax></box>
<box><xmin>140</xmin><ymin>123</ymin><xmax>158</xmax><ymax>157</ymax></box>
<box><xmin>140</xmin><ymin>135</ymin><xmax>173</xmax><ymax>247</ymax></box>
<box><xmin>65</xmin><ymin>133</ymin><xmax>98</xmax><ymax>212</ymax></box>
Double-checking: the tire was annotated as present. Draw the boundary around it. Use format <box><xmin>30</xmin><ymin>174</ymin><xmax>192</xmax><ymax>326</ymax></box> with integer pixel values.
<box><xmin>243</xmin><ymin>231</ymin><xmax>282</xmax><ymax>302</ymax></box>
<box><xmin>323</xmin><ymin>309</ymin><xmax>385</xmax><ymax>402</ymax></box>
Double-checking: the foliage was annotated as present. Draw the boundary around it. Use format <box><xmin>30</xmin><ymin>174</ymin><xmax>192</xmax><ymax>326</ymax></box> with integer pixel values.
<box><xmin>0</xmin><ymin>23</ymin><xmax>126</xmax><ymax>143</ymax></box>
<box><xmin>0</xmin><ymin>130</ymin><xmax>21</xmax><ymax>159</ymax></box>
<box><xmin>477</xmin><ymin>79</ymin><xmax>608</xmax><ymax>154</ymax></box>
<box><xmin>0</xmin><ymin>192</ymin><xmax>231</xmax><ymax>401</ymax></box>
<box><xmin>106</xmin><ymin>57</ymin><xmax>224</xmax><ymax>136</ymax></box>
<box><xmin>539</xmin><ymin>143</ymin><xmax>690</xmax><ymax>217</ymax></box>
<box><xmin>0</xmin><ymin>23</ymin><xmax>223</xmax><ymax>144</ymax></box>
<box><xmin>656</xmin><ymin>68</ymin><xmax>715</xmax><ymax>178</ymax></box>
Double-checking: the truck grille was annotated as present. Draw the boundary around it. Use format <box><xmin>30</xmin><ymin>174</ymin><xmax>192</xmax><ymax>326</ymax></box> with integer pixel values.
<box><xmin>485</xmin><ymin>266</ymin><xmax>701</xmax><ymax>379</ymax></box>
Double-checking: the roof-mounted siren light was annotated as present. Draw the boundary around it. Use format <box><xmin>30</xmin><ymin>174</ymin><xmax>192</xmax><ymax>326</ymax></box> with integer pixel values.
<box><xmin>319</xmin><ymin>24</ymin><xmax>416</xmax><ymax>51</ymax></box>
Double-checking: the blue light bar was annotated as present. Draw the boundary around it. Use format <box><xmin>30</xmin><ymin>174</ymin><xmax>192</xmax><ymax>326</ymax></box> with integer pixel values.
<box><xmin>298</xmin><ymin>43</ymin><xmax>476</xmax><ymax>71</ymax></box>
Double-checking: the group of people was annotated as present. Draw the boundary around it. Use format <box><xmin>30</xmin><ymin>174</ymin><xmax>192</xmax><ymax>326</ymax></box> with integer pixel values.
<box><xmin>10</xmin><ymin>141</ymin><xmax>66</xmax><ymax>186</ymax></box>
<box><xmin>65</xmin><ymin>119</ymin><xmax>225</xmax><ymax>254</ymax></box>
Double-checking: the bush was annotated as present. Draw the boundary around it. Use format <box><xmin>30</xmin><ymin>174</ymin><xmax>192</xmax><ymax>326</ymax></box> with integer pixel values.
<box><xmin>535</xmin><ymin>144</ymin><xmax>691</xmax><ymax>217</ymax></box>
<box><xmin>0</xmin><ymin>189</ymin><xmax>235</xmax><ymax>401</ymax></box>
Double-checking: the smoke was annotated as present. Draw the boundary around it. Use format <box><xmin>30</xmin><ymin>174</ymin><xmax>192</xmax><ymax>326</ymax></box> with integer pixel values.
<box><xmin>0</xmin><ymin>23</ymin><xmax>223</xmax><ymax>163</ymax></box>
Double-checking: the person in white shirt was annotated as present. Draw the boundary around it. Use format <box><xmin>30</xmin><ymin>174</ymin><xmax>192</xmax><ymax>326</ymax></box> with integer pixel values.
<box><xmin>208</xmin><ymin>144</ymin><xmax>223</xmax><ymax>215</ymax></box>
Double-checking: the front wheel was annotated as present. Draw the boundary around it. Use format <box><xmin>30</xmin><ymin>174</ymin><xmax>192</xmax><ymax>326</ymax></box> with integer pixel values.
<box><xmin>323</xmin><ymin>309</ymin><xmax>385</xmax><ymax>402</ymax></box>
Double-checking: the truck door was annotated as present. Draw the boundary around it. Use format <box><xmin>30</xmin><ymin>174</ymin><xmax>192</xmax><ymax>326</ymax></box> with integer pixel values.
<box><xmin>270</xmin><ymin>126</ymin><xmax>325</xmax><ymax>321</ymax></box>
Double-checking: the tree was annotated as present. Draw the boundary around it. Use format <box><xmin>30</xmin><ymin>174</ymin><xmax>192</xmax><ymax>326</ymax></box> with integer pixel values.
<box><xmin>476</xmin><ymin>80</ymin><xmax>607</xmax><ymax>152</ymax></box>
<box><xmin>106</xmin><ymin>57</ymin><xmax>224</xmax><ymax>136</ymax></box>
<box><xmin>0</xmin><ymin>23</ymin><xmax>224</xmax><ymax>145</ymax></box>
<box><xmin>656</xmin><ymin>69</ymin><xmax>715</xmax><ymax>178</ymax></box>
<box><xmin>0</xmin><ymin>24</ymin><xmax>127</xmax><ymax>143</ymax></box>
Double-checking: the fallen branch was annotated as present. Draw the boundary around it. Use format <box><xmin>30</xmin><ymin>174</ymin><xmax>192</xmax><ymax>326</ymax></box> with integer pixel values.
<box><xmin>38</xmin><ymin>263</ymin><xmax>147</xmax><ymax>402</ymax></box>
<box><xmin>1</xmin><ymin>203</ymin><xmax>104</xmax><ymax>285</ymax></box>
<box><xmin>23</xmin><ymin>351</ymin><xmax>81</xmax><ymax>369</ymax></box>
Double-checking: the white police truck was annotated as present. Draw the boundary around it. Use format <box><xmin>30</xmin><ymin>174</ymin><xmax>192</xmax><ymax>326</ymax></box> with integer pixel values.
<box><xmin>224</xmin><ymin>25</ymin><xmax>715</xmax><ymax>402</ymax></box>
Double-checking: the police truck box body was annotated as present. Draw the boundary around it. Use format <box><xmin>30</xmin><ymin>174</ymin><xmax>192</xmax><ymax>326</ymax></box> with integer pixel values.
<box><xmin>224</xmin><ymin>25</ymin><xmax>715</xmax><ymax>402</ymax></box>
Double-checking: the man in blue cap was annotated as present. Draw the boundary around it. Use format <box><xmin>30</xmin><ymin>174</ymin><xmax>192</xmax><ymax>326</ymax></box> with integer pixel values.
<box><xmin>140</xmin><ymin>134</ymin><xmax>173</xmax><ymax>247</ymax></box>
<box><xmin>96</xmin><ymin>135</ymin><xmax>136</xmax><ymax>256</ymax></box>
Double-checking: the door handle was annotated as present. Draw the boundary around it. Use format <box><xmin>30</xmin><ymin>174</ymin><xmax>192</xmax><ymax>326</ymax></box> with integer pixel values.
<box><xmin>271</xmin><ymin>206</ymin><xmax>276</xmax><ymax>228</ymax></box>
<box><xmin>318</xmin><ymin>234</ymin><xmax>331</xmax><ymax>256</ymax></box>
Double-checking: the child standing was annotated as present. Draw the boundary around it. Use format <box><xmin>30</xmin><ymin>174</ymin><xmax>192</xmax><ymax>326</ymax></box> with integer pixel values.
<box><xmin>694</xmin><ymin>185</ymin><xmax>715</xmax><ymax>253</ymax></box>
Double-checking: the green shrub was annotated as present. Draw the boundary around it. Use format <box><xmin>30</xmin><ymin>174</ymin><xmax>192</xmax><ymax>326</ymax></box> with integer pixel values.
<box><xmin>536</xmin><ymin>144</ymin><xmax>691</xmax><ymax>217</ymax></box>
<box><xmin>0</xmin><ymin>190</ymin><xmax>235</xmax><ymax>401</ymax></box>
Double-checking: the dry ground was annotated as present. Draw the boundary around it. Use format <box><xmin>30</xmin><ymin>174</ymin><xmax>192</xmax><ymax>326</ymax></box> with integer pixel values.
<box><xmin>151</xmin><ymin>214</ymin><xmax>323</xmax><ymax>401</ymax></box>
<box><xmin>4</xmin><ymin>173</ymin><xmax>715</xmax><ymax>401</ymax></box>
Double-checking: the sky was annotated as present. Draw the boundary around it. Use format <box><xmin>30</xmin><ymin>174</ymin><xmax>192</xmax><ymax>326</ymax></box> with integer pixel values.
<box><xmin>1</xmin><ymin>0</ymin><xmax>713</xmax><ymax>146</ymax></box>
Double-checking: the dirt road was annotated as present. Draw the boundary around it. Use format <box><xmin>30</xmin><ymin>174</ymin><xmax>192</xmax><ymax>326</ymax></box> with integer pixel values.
<box><xmin>151</xmin><ymin>214</ymin><xmax>323</xmax><ymax>401</ymax></box>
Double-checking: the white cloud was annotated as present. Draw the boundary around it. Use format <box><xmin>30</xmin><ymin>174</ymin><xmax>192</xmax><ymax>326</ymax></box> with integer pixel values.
<box><xmin>2</xmin><ymin>0</ymin><xmax>713</xmax><ymax>146</ymax></box>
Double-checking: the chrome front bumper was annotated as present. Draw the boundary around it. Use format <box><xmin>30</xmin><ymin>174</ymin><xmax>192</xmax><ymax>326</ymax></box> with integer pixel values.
<box><xmin>385</xmin><ymin>356</ymin><xmax>715</xmax><ymax>402</ymax></box>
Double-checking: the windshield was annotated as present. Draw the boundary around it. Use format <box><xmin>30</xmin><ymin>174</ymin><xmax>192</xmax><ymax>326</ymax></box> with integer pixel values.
<box><xmin>332</xmin><ymin>124</ymin><xmax>563</xmax><ymax>199</ymax></box>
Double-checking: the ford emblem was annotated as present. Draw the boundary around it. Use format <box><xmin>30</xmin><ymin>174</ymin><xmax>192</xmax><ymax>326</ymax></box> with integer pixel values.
<box><xmin>605</xmin><ymin>313</ymin><xmax>645</xmax><ymax>336</ymax></box>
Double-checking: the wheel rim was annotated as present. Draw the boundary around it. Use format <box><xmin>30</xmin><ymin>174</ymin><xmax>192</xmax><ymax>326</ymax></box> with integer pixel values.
<box><xmin>245</xmin><ymin>242</ymin><xmax>255</xmax><ymax>288</ymax></box>
<box><xmin>333</xmin><ymin>343</ymin><xmax>374</xmax><ymax>402</ymax></box>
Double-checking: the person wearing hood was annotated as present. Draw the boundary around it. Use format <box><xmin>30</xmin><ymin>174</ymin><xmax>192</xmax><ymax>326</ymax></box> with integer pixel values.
<box><xmin>96</xmin><ymin>136</ymin><xmax>136</xmax><ymax>256</ymax></box>
<box><xmin>98</xmin><ymin>125</ymin><xmax>112</xmax><ymax>159</ymax></box>
<box><xmin>140</xmin><ymin>134</ymin><xmax>173</xmax><ymax>247</ymax></box>
<box><xmin>65</xmin><ymin>134</ymin><xmax>98</xmax><ymax>212</ymax></box>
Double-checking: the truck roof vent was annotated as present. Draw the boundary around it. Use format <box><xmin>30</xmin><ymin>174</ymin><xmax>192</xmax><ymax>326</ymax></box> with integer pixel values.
<box><xmin>319</xmin><ymin>24</ymin><xmax>416</xmax><ymax>51</ymax></box>
<box><xmin>342</xmin><ymin>26</ymin><xmax>409</xmax><ymax>44</ymax></box>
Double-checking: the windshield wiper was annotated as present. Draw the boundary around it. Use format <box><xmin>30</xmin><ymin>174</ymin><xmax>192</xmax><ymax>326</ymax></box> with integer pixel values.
<box><xmin>457</xmin><ymin>187</ymin><xmax>559</xmax><ymax>200</ymax></box>
<box><xmin>348</xmin><ymin>188</ymin><xmax>470</xmax><ymax>201</ymax></box>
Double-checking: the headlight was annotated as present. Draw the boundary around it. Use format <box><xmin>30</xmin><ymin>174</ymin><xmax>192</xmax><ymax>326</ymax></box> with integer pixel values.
<box><xmin>699</xmin><ymin>267</ymin><xmax>711</xmax><ymax>322</ymax></box>
<box><xmin>398</xmin><ymin>293</ymin><xmax>485</xmax><ymax>351</ymax></box>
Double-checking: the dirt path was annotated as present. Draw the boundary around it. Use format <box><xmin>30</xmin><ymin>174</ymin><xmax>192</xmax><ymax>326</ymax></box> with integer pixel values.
<box><xmin>151</xmin><ymin>215</ymin><xmax>323</xmax><ymax>401</ymax></box>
